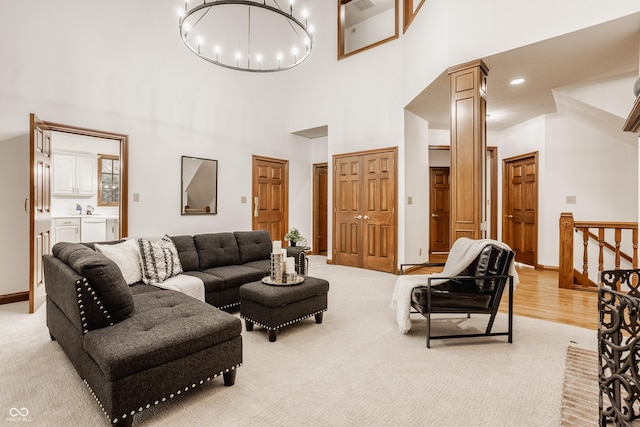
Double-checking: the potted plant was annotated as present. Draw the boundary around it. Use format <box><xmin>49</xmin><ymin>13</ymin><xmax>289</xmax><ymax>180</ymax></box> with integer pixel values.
<box><xmin>284</xmin><ymin>228</ymin><xmax>304</xmax><ymax>247</ymax></box>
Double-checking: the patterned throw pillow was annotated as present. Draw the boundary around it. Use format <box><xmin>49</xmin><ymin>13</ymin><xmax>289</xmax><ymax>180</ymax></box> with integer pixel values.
<box><xmin>137</xmin><ymin>235</ymin><xmax>183</xmax><ymax>285</ymax></box>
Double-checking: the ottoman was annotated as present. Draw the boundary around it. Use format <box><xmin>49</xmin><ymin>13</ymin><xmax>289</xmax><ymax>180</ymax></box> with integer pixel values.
<box><xmin>239</xmin><ymin>276</ymin><xmax>330</xmax><ymax>342</ymax></box>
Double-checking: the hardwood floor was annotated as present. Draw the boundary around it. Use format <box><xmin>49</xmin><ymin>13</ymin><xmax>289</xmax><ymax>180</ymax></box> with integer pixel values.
<box><xmin>411</xmin><ymin>263</ymin><xmax>599</xmax><ymax>330</ymax></box>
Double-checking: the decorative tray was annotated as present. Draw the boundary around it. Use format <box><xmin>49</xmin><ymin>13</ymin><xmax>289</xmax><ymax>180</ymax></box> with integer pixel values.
<box><xmin>261</xmin><ymin>276</ymin><xmax>305</xmax><ymax>286</ymax></box>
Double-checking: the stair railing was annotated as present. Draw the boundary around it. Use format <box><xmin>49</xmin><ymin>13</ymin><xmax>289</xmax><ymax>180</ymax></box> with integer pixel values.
<box><xmin>559</xmin><ymin>212</ymin><xmax>638</xmax><ymax>289</ymax></box>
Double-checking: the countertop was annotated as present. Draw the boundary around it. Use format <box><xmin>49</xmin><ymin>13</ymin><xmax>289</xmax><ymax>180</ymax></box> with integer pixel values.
<box><xmin>52</xmin><ymin>214</ymin><xmax>119</xmax><ymax>220</ymax></box>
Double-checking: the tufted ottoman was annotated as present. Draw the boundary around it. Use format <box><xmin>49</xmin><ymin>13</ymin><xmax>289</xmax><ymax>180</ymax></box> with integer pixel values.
<box><xmin>239</xmin><ymin>276</ymin><xmax>329</xmax><ymax>342</ymax></box>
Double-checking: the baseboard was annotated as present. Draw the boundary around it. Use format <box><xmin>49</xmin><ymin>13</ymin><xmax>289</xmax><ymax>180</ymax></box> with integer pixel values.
<box><xmin>536</xmin><ymin>264</ymin><xmax>559</xmax><ymax>272</ymax></box>
<box><xmin>0</xmin><ymin>291</ymin><xmax>29</xmax><ymax>305</ymax></box>
<box><xmin>326</xmin><ymin>258</ymin><xmax>333</xmax><ymax>265</ymax></box>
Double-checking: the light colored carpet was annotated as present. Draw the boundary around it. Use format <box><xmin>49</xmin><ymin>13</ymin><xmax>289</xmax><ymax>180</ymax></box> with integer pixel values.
<box><xmin>1</xmin><ymin>256</ymin><xmax>596</xmax><ymax>426</ymax></box>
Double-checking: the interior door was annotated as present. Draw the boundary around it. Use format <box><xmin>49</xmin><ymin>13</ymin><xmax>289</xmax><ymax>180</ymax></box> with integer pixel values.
<box><xmin>429</xmin><ymin>167</ymin><xmax>450</xmax><ymax>254</ymax></box>
<box><xmin>334</xmin><ymin>155</ymin><xmax>362</xmax><ymax>267</ymax></box>
<box><xmin>29</xmin><ymin>113</ymin><xmax>52</xmax><ymax>313</ymax></box>
<box><xmin>252</xmin><ymin>156</ymin><xmax>288</xmax><ymax>242</ymax></box>
<box><xmin>503</xmin><ymin>153</ymin><xmax>538</xmax><ymax>266</ymax></box>
<box><xmin>333</xmin><ymin>148</ymin><xmax>397</xmax><ymax>272</ymax></box>
<box><xmin>361</xmin><ymin>151</ymin><xmax>396</xmax><ymax>272</ymax></box>
<box><xmin>313</xmin><ymin>163</ymin><xmax>328</xmax><ymax>254</ymax></box>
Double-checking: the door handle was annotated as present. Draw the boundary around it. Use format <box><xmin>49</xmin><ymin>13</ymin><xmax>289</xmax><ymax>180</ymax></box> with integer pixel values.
<box><xmin>506</xmin><ymin>214</ymin><xmax>514</xmax><ymax>219</ymax></box>
<box><xmin>354</xmin><ymin>215</ymin><xmax>362</xmax><ymax>220</ymax></box>
<box><xmin>431</xmin><ymin>214</ymin><xmax>438</xmax><ymax>218</ymax></box>
<box><xmin>24</xmin><ymin>198</ymin><xmax>30</xmax><ymax>213</ymax></box>
<box><xmin>363</xmin><ymin>215</ymin><xmax>370</xmax><ymax>220</ymax></box>
<box><xmin>254</xmin><ymin>197</ymin><xmax>259</xmax><ymax>217</ymax></box>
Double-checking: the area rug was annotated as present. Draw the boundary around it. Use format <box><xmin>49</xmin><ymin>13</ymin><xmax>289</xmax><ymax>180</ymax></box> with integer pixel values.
<box><xmin>561</xmin><ymin>346</ymin><xmax>598</xmax><ymax>426</ymax></box>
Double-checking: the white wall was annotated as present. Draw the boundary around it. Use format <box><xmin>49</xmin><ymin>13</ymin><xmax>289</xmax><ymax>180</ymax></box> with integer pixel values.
<box><xmin>1</xmin><ymin>0</ymin><xmax>640</xmax><ymax>296</ymax></box>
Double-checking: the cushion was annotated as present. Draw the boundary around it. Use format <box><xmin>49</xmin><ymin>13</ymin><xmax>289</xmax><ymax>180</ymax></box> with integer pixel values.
<box><xmin>234</xmin><ymin>230</ymin><xmax>272</xmax><ymax>264</ymax></box>
<box><xmin>53</xmin><ymin>242</ymin><xmax>134</xmax><ymax>323</ymax></box>
<box><xmin>193</xmin><ymin>233</ymin><xmax>240</xmax><ymax>269</ymax></box>
<box><xmin>83</xmin><ymin>290</ymin><xmax>242</xmax><ymax>381</ymax></box>
<box><xmin>137</xmin><ymin>235</ymin><xmax>183</xmax><ymax>285</ymax></box>
<box><xmin>170</xmin><ymin>235</ymin><xmax>200</xmax><ymax>271</ymax></box>
<box><xmin>95</xmin><ymin>239</ymin><xmax>142</xmax><ymax>285</ymax></box>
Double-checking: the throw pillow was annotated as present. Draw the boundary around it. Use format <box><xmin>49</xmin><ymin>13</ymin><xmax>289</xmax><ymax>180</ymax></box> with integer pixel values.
<box><xmin>138</xmin><ymin>235</ymin><xmax>184</xmax><ymax>285</ymax></box>
<box><xmin>95</xmin><ymin>239</ymin><xmax>143</xmax><ymax>285</ymax></box>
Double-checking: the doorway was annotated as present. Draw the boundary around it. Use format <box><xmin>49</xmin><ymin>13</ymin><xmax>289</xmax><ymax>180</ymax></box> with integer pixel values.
<box><xmin>429</xmin><ymin>167</ymin><xmax>450</xmax><ymax>254</ymax></box>
<box><xmin>251</xmin><ymin>155</ymin><xmax>289</xmax><ymax>242</ymax></box>
<box><xmin>502</xmin><ymin>152</ymin><xmax>538</xmax><ymax>267</ymax></box>
<box><xmin>333</xmin><ymin>147</ymin><xmax>397</xmax><ymax>273</ymax></box>
<box><xmin>312</xmin><ymin>163</ymin><xmax>328</xmax><ymax>255</ymax></box>
<box><xmin>29</xmin><ymin>114</ymin><xmax>129</xmax><ymax>313</ymax></box>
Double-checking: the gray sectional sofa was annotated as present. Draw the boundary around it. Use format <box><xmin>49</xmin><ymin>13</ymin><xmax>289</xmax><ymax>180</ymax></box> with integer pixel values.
<box><xmin>43</xmin><ymin>229</ymin><xmax>302</xmax><ymax>426</ymax></box>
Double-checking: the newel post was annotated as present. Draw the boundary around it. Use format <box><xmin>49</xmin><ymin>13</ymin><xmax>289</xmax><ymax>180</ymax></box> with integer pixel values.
<box><xmin>559</xmin><ymin>212</ymin><xmax>575</xmax><ymax>289</ymax></box>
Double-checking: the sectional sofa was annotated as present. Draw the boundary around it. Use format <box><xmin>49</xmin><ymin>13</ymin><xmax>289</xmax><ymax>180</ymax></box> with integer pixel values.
<box><xmin>42</xmin><ymin>229</ymin><xmax>304</xmax><ymax>426</ymax></box>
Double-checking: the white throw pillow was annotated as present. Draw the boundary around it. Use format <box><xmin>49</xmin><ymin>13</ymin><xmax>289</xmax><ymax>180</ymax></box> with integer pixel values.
<box><xmin>95</xmin><ymin>239</ymin><xmax>143</xmax><ymax>285</ymax></box>
<box><xmin>137</xmin><ymin>235</ymin><xmax>183</xmax><ymax>285</ymax></box>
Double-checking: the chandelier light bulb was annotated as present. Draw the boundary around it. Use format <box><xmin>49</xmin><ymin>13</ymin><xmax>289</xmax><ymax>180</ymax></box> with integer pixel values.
<box><xmin>256</xmin><ymin>54</ymin><xmax>263</xmax><ymax>63</ymax></box>
<box><xmin>308</xmin><ymin>24</ymin><xmax>315</xmax><ymax>34</ymax></box>
<box><xmin>291</xmin><ymin>47</ymin><xmax>299</xmax><ymax>56</ymax></box>
<box><xmin>177</xmin><ymin>8</ymin><xmax>185</xmax><ymax>18</ymax></box>
<box><xmin>301</xmin><ymin>9</ymin><xmax>309</xmax><ymax>19</ymax></box>
<box><xmin>235</xmin><ymin>52</ymin><xmax>242</xmax><ymax>61</ymax></box>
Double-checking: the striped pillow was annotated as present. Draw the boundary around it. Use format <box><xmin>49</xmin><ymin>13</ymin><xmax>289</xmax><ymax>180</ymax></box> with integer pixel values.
<box><xmin>137</xmin><ymin>235</ymin><xmax>183</xmax><ymax>285</ymax></box>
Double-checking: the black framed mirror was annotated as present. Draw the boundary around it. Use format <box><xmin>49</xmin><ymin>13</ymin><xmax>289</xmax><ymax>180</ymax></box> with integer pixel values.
<box><xmin>181</xmin><ymin>156</ymin><xmax>218</xmax><ymax>215</ymax></box>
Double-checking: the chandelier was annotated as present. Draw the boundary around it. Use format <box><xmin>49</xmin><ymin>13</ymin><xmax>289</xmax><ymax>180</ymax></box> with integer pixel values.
<box><xmin>178</xmin><ymin>0</ymin><xmax>314</xmax><ymax>72</ymax></box>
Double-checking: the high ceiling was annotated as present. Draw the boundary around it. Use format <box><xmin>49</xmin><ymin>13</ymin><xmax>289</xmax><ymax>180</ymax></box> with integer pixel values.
<box><xmin>405</xmin><ymin>13</ymin><xmax>640</xmax><ymax>131</ymax></box>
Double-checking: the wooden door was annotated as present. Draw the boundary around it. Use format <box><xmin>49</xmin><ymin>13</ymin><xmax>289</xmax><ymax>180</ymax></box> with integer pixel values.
<box><xmin>30</xmin><ymin>113</ymin><xmax>52</xmax><ymax>313</ymax></box>
<box><xmin>333</xmin><ymin>148</ymin><xmax>397</xmax><ymax>272</ymax></box>
<box><xmin>334</xmin><ymin>155</ymin><xmax>362</xmax><ymax>268</ymax></box>
<box><xmin>252</xmin><ymin>156</ymin><xmax>288</xmax><ymax>242</ymax></box>
<box><xmin>429</xmin><ymin>167</ymin><xmax>450</xmax><ymax>254</ymax></box>
<box><xmin>503</xmin><ymin>153</ymin><xmax>538</xmax><ymax>266</ymax></box>
<box><xmin>313</xmin><ymin>163</ymin><xmax>328</xmax><ymax>254</ymax></box>
<box><xmin>361</xmin><ymin>151</ymin><xmax>396</xmax><ymax>272</ymax></box>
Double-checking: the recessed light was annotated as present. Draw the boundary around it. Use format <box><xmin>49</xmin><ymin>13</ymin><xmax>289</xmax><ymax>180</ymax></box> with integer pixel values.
<box><xmin>510</xmin><ymin>78</ymin><xmax>525</xmax><ymax>85</ymax></box>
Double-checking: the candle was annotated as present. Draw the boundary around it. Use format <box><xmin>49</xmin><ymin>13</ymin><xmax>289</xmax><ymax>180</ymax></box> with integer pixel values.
<box><xmin>281</xmin><ymin>249</ymin><xmax>287</xmax><ymax>258</ymax></box>
<box><xmin>272</xmin><ymin>240</ymin><xmax>281</xmax><ymax>253</ymax></box>
<box><xmin>286</xmin><ymin>257</ymin><xmax>295</xmax><ymax>273</ymax></box>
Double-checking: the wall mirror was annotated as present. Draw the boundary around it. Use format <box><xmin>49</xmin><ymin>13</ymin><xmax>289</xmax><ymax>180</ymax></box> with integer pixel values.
<box><xmin>181</xmin><ymin>156</ymin><xmax>218</xmax><ymax>215</ymax></box>
<box><xmin>338</xmin><ymin>0</ymin><xmax>398</xmax><ymax>59</ymax></box>
<box><xmin>403</xmin><ymin>0</ymin><xmax>425</xmax><ymax>33</ymax></box>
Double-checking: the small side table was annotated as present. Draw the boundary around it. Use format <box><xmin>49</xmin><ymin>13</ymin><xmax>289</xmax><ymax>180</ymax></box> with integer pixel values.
<box><xmin>239</xmin><ymin>276</ymin><xmax>329</xmax><ymax>342</ymax></box>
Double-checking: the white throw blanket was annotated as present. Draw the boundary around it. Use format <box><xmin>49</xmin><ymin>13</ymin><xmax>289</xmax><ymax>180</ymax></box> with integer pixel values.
<box><xmin>152</xmin><ymin>274</ymin><xmax>206</xmax><ymax>302</ymax></box>
<box><xmin>391</xmin><ymin>238</ymin><xmax>520</xmax><ymax>334</ymax></box>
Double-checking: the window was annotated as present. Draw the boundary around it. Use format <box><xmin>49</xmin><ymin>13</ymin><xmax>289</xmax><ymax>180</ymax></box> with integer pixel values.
<box><xmin>98</xmin><ymin>154</ymin><xmax>120</xmax><ymax>206</ymax></box>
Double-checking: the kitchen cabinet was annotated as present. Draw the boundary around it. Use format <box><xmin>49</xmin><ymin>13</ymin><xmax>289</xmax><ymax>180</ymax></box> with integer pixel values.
<box><xmin>54</xmin><ymin>218</ymin><xmax>81</xmax><ymax>243</ymax></box>
<box><xmin>52</xmin><ymin>152</ymin><xmax>96</xmax><ymax>196</ymax></box>
<box><xmin>106</xmin><ymin>218</ymin><xmax>120</xmax><ymax>240</ymax></box>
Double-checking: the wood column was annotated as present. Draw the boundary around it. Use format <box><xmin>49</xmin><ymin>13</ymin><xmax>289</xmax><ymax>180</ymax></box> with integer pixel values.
<box><xmin>448</xmin><ymin>60</ymin><xmax>488</xmax><ymax>244</ymax></box>
<box><xmin>558</xmin><ymin>212</ymin><xmax>575</xmax><ymax>289</ymax></box>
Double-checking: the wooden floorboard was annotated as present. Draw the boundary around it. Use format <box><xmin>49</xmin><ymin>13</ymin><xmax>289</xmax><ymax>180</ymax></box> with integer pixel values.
<box><xmin>411</xmin><ymin>264</ymin><xmax>598</xmax><ymax>330</ymax></box>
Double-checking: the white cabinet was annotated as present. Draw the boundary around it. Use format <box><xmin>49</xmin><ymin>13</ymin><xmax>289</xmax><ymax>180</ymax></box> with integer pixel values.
<box><xmin>106</xmin><ymin>218</ymin><xmax>120</xmax><ymax>240</ymax></box>
<box><xmin>54</xmin><ymin>218</ymin><xmax>81</xmax><ymax>244</ymax></box>
<box><xmin>53</xmin><ymin>152</ymin><xmax>96</xmax><ymax>196</ymax></box>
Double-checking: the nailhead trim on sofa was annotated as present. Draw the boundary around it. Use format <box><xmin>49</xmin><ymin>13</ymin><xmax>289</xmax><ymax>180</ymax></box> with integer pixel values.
<box><xmin>240</xmin><ymin>309</ymin><xmax>326</xmax><ymax>331</ymax></box>
<box><xmin>84</xmin><ymin>363</ymin><xmax>242</xmax><ymax>424</ymax></box>
<box><xmin>77</xmin><ymin>278</ymin><xmax>113</xmax><ymax>334</ymax></box>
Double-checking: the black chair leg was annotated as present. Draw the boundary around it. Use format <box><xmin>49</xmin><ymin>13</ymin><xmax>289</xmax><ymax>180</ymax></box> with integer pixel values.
<box><xmin>426</xmin><ymin>312</ymin><xmax>431</xmax><ymax>348</ymax></box>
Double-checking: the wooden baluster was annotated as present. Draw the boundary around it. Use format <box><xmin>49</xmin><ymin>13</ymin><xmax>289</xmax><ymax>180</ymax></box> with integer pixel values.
<box><xmin>615</xmin><ymin>228</ymin><xmax>622</xmax><ymax>269</ymax></box>
<box><xmin>633</xmin><ymin>228</ymin><xmax>638</xmax><ymax>269</ymax></box>
<box><xmin>582</xmin><ymin>227</ymin><xmax>589</xmax><ymax>288</ymax></box>
<box><xmin>598</xmin><ymin>228</ymin><xmax>605</xmax><ymax>279</ymax></box>
<box><xmin>559</xmin><ymin>212</ymin><xmax>575</xmax><ymax>289</ymax></box>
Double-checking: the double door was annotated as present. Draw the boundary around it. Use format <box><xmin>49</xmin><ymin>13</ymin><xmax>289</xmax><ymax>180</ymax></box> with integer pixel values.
<box><xmin>333</xmin><ymin>148</ymin><xmax>397</xmax><ymax>272</ymax></box>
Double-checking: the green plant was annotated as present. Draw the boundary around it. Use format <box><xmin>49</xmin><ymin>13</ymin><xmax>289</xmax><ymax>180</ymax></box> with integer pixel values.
<box><xmin>284</xmin><ymin>227</ymin><xmax>304</xmax><ymax>244</ymax></box>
